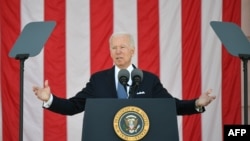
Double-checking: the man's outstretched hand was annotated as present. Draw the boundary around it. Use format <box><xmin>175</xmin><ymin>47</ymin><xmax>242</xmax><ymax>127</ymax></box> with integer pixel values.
<box><xmin>33</xmin><ymin>80</ymin><xmax>51</xmax><ymax>102</ymax></box>
<box><xmin>196</xmin><ymin>89</ymin><xmax>216</xmax><ymax>107</ymax></box>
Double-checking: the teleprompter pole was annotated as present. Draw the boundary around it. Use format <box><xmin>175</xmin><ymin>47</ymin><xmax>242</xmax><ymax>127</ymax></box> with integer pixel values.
<box><xmin>239</xmin><ymin>54</ymin><xmax>250</xmax><ymax>125</ymax></box>
<box><xmin>15</xmin><ymin>54</ymin><xmax>29</xmax><ymax>141</ymax></box>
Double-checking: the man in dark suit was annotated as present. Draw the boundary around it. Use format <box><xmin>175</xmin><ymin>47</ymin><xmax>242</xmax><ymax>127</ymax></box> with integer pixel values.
<box><xmin>33</xmin><ymin>32</ymin><xmax>216</xmax><ymax>116</ymax></box>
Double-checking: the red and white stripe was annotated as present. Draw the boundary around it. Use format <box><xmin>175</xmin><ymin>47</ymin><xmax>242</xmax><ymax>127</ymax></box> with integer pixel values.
<box><xmin>0</xmin><ymin>0</ymin><xmax>242</xmax><ymax>141</ymax></box>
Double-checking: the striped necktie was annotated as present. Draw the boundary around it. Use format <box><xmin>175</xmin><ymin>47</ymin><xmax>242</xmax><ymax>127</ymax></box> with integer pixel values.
<box><xmin>117</xmin><ymin>82</ymin><xmax>128</xmax><ymax>99</ymax></box>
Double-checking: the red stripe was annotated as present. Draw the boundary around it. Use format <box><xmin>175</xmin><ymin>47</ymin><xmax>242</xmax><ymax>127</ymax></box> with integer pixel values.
<box><xmin>44</xmin><ymin>1</ymin><xmax>67</xmax><ymax>140</ymax></box>
<box><xmin>0</xmin><ymin>0</ymin><xmax>21</xmax><ymax>140</ymax></box>
<box><xmin>90</xmin><ymin>0</ymin><xmax>113</xmax><ymax>74</ymax></box>
<box><xmin>137</xmin><ymin>0</ymin><xmax>160</xmax><ymax>76</ymax></box>
<box><xmin>181</xmin><ymin>0</ymin><xmax>202</xmax><ymax>141</ymax></box>
<box><xmin>222</xmin><ymin>0</ymin><xmax>241</xmax><ymax>125</ymax></box>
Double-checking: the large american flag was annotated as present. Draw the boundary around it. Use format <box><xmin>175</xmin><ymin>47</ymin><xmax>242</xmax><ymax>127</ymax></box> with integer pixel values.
<box><xmin>0</xmin><ymin>0</ymin><xmax>242</xmax><ymax>141</ymax></box>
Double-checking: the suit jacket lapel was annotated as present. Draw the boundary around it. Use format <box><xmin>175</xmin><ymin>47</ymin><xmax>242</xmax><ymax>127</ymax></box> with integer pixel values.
<box><xmin>106</xmin><ymin>66</ymin><xmax>118</xmax><ymax>98</ymax></box>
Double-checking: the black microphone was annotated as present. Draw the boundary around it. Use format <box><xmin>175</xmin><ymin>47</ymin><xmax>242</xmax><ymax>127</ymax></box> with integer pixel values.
<box><xmin>131</xmin><ymin>68</ymin><xmax>143</xmax><ymax>86</ymax></box>
<box><xmin>129</xmin><ymin>68</ymin><xmax>143</xmax><ymax>98</ymax></box>
<box><xmin>118</xmin><ymin>69</ymin><xmax>130</xmax><ymax>87</ymax></box>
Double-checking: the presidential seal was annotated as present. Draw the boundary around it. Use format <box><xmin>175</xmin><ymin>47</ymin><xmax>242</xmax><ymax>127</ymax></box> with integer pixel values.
<box><xmin>113</xmin><ymin>106</ymin><xmax>150</xmax><ymax>141</ymax></box>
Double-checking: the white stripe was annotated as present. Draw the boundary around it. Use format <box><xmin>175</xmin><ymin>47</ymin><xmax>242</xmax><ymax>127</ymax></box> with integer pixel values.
<box><xmin>21</xmin><ymin>0</ymin><xmax>44</xmax><ymax>141</ymax></box>
<box><xmin>66</xmin><ymin>0</ymin><xmax>90</xmax><ymax>140</ymax></box>
<box><xmin>113</xmin><ymin>0</ymin><xmax>138</xmax><ymax>66</ymax></box>
<box><xmin>159</xmin><ymin>0</ymin><xmax>183</xmax><ymax>140</ymax></box>
<box><xmin>201</xmin><ymin>0</ymin><xmax>222</xmax><ymax>141</ymax></box>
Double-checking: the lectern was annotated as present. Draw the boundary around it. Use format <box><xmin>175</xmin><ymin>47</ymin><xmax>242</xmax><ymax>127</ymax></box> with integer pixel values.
<box><xmin>82</xmin><ymin>98</ymin><xmax>179</xmax><ymax>141</ymax></box>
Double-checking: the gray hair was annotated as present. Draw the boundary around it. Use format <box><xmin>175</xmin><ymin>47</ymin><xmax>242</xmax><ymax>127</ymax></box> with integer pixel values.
<box><xmin>109</xmin><ymin>32</ymin><xmax>135</xmax><ymax>48</ymax></box>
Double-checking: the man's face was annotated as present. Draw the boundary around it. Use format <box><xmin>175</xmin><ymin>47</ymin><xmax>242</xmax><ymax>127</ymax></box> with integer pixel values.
<box><xmin>110</xmin><ymin>35</ymin><xmax>135</xmax><ymax>69</ymax></box>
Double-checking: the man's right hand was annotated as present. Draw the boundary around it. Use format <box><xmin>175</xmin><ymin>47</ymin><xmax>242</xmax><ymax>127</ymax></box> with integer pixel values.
<box><xmin>33</xmin><ymin>80</ymin><xmax>51</xmax><ymax>102</ymax></box>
